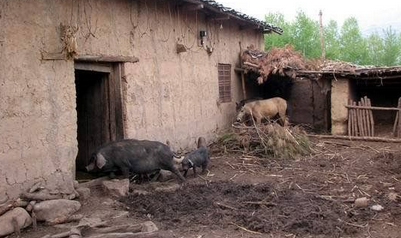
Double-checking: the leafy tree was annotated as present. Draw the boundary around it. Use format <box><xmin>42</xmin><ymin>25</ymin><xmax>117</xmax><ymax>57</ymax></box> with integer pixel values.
<box><xmin>324</xmin><ymin>20</ymin><xmax>341</xmax><ymax>60</ymax></box>
<box><xmin>381</xmin><ymin>26</ymin><xmax>400</xmax><ymax>66</ymax></box>
<box><xmin>339</xmin><ymin>17</ymin><xmax>368</xmax><ymax>64</ymax></box>
<box><xmin>366</xmin><ymin>32</ymin><xmax>383</xmax><ymax>66</ymax></box>
<box><xmin>291</xmin><ymin>11</ymin><xmax>321</xmax><ymax>58</ymax></box>
<box><xmin>264</xmin><ymin>12</ymin><xmax>292</xmax><ymax>49</ymax></box>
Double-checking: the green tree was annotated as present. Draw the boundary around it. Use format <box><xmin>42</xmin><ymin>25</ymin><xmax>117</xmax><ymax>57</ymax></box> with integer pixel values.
<box><xmin>366</xmin><ymin>32</ymin><xmax>383</xmax><ymax>66</ymax></box>
<box><xmin>264</xmin><ymin>12</ymin><xmax>292</xmax><ymax>50</ymax></box>
<box><xmin>381</xmin><ymin>26</ymin><xmax>400</xmax><ymax>66</ymax></box>
<box><xmin>324</xmin><ymin>20</ymin><xmax>341</xmax><ymax>60</ymax></box>
<box><xmin>339</xmin><ymin>17</ymin><xmax>368</xmax><ymax>64</ymax></box>
<box><xmin>291</xmin><ymin>11</ymin><xmax>321</xmax><ymax>58</ymax></box>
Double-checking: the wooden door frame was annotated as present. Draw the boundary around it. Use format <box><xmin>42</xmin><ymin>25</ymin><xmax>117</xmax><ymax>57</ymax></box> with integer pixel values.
<box><xmin>74</xmin><ymin>61</ymin><xmax>125</xmax><ymax>141</ymax></box>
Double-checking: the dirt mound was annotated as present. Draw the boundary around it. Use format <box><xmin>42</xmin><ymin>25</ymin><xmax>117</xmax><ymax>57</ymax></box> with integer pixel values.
<box><xmin>121</xmin><ymin>182</ymin><xmax>379</xmax><ymax>236</ymax></box>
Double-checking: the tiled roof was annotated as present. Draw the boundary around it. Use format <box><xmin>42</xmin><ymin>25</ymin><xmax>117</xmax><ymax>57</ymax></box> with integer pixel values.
<box><xmin>196</xmin><ymin>0</ymin><xmax>283</xmax><ymax>34</ymax></box>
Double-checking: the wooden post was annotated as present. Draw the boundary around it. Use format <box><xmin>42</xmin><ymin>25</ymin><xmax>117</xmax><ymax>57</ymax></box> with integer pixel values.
<box><xmin>397</xmin><ymin>98</ymin><xmax>401</xmax><ymax>137</ymax></box>
<box><xmin>352</xmin><ymin>101</ymin><xmax>358</xmax><ymax>136</ymax></box>
<box><xmin>361</xmin><ymin>97</ymin><xmax>370</xmax><ymax>137</ymax></box>
<box><xmin>348</xmin><ymin>100</ymin><xmax>352</xmax><ymax>136</ymax></box>
<box><xmin>241</xmin><ymin>72</ymin><xmax>247</xmax><ymax>99</ymax></box>
<box><xmin>238</xmin><ymin>41</ymin><xmax>247</xmax><ymax>99</ymax></box>
<box><xmin>318</xmin><ymin>10</ymin><xmax>326</xmax><ymax>61</ymax></box>
<box><xmin>357</xmin><ymin>101</ymin><xmax>365</xmax><ymax>136</ymax></box>
<box><xmin>367</xmin><ymin>98</ymin><xmax>375</xmax><ymax>136</ymax></box>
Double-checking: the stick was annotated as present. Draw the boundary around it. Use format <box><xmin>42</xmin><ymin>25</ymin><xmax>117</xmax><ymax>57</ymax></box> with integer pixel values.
<box><xmin>243</xmin><ymin>61</ymin><xmax>260</xmax><ymax>69</ymax></box>
<box><xmin>364</xmin><ymin>96</ymin><xmax>372</xmax><ymax>137</ymax></box>
<box><xmin>397</xmin><ymin>97</ymin><xmax>401</xmax><ymax>137</ymax></box>
<box><xmin>357</xmin><ymin>101</ymin><xmax>365</xmax><ymax>136</ymax></box>
<box><xmin>230</xmin><ymin>222</ymin><xmax>262</xmax><ymax>235</ymax></box>
<box><xmin>367</xmin><ymin>98</ymin><xmax>375</xmax><ymax>136</ymax></box>
<box><xmin>352</xmin><ymin>101</ymin><xmax>359</xmax><ymax>136</ymax></box>
<box><xmin>348</xmin><ymin>100</ymin><xmax>352</xmax><ymax>136</ymax></box>
<box><xmin>244</xmin><ymin>201</ymin><xmax>277</xmax><ymax>206</ymax></box>
<box><xmin>361</xmin><ymin>98</ymin><xmax>370</xmax><ymax>137</ymax></box>
<box><xmin>307</xmin><ymin>134</ymin><xmax>401</xmax><ymax>143</ymax></box>
<box><xmin>214</xmin><ymin>202</ymin><xmax>238</xmax><ymax>210</ymax></box>
<box><xmin>345</xmin><ymin>105</ymin><xmax>401</xmax><ymax>111</ymax></box>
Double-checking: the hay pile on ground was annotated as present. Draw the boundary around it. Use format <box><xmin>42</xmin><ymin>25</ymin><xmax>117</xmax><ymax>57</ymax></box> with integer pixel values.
<box><xmin>241</xmin><ymin>45</ymin><xmax>306</xmax><ymax>84</ymax></box>
<box><xmin>216</xmin><ymin>122</ymin><xmax>311</xmax><ymax>158</ymax></box>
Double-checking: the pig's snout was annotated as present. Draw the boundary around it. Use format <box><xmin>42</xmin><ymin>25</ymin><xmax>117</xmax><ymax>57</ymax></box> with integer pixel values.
<box><xmin>86</xmin><ymin>163</ymin><xmax>95</xmax><ymax>172</ymax></box>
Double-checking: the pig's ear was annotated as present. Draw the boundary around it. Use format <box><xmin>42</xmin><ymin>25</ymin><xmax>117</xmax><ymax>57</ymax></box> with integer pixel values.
<box><xmin>96</xmin><ymin>154</ymin><xmax>107</xmax><ymax>169</ymax></box>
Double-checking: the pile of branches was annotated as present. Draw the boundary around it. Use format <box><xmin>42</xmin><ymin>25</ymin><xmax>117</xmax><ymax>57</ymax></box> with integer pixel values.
<box><xmin>216</xmin><ymin>122</ymin><xmax>311</xmax><ymax>159</ymax></box>
<box><xmin>241</xmin><ymin>45</ymin><xmax>306</xmax><ymax>84</ymax></box>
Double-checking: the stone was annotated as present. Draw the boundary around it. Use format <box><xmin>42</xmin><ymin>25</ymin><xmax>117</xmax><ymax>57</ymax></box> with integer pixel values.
<box><xmin>154</xmin><ymin>184</ymin><xmax>181</xmax><ymax>193</ymax></box>
<box><xmin>157</xmin><ymin>170</ymin><xmax>175</xmax><ymax>182</ymax></box>
<box><xmin>141</xmin><ymin>221</ymin><xmax>158</xmax><ymax>233</ymax></box>
<box><xmin>0</xmin><ymin>207</ymin><xmax>32</xmax><ymax>237</ymax></box>
<box><xmin>33</xmin><ymin>199</ymin><xmax>81</xmax><ymax>223</ymax></box>
<box><xmin>76</xmin><ymin>187</ymin><xmax>91</xmax><ymax>200</ymax></box>
<box><xmin>371</xmin><ymin>204</ymin><xmax>384</xmax><ymax>211</ymax></box>
<box><xmin>73</xmin><ymin>180</ymin><xmax>80</xmax><ymax>189</ymax></box>
<box><xmin>102</xmin><ymin>179</ymin><xmax>129</xmax><ymax>198</ymax></box>
<box><xmin>354</xmin><ymin>197</ymin><xmax>369</xmax><ymax>207</ymax></box>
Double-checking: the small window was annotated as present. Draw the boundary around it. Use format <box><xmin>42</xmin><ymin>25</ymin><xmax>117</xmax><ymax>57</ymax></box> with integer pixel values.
<box><xmin>218</xmin><ymin>63</ymin><xmax>231</xmax><ymax>103</ymax></box>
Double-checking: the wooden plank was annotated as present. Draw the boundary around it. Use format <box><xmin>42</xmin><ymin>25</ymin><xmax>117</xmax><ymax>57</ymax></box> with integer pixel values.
<box><xmin>345</xmin><ymin>105</ymin><xmax>401</xmax><ymax>111</ymax></box>
<box><xmin>101</xmin><ymin>74</ymin><xmax>111</xmax><ymax>144</ymax></box>
<box><xmin>75</xmin><ymin>63</ymin><xmax>112</xmax><ymax>73</ymax></box>
<box><xmin>76</xmin><ymin>55</ymin><xmax>139</xmax><ymax>63</ymax></box>
<box><xmin>114</xmin><ymin>64</ymin><xmax>125</xmax><ymax>140</ymax></box>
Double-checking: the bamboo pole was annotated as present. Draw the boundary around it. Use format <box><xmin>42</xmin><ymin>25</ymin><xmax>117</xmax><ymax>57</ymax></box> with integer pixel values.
<box><xmin>367</xmin><ymin>98</ymin><xmax>375</xmax><ymax>136</ymax></box>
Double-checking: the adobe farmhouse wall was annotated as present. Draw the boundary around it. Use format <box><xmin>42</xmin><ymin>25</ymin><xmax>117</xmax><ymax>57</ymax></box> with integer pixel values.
<box><xmin>331</xmin><ymin>78</ymin><xmax>350</xmax><ymax>135</ymax></box>
<box><xmin>0</xmin><ymin>0</ymin><xmax>264</xmax><ymax>199</ymax></box>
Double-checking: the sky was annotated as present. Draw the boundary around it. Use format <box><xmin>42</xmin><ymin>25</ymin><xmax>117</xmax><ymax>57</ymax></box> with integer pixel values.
<box><xmin>217</xmin><ymin>0</ymin><xmax>401</xmax><ymax>35</ymax></box>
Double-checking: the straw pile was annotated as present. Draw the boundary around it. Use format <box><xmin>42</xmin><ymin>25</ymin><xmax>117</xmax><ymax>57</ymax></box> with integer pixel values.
<box><xmin>241</xmin><ymin>45</ymin><xmax>306</xmax><ymax>84</ymax></box>
<box><xmin>217</xmin><ymin>122</ymin><xmax>311</xmax><ymax>159</ymax></box>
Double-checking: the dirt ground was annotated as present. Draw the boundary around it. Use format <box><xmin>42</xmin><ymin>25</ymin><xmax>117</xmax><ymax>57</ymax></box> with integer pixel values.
<box><xmin>15</xmin><ymin>138</ymin><xmax>401</xmax><ymax>238</ymax></box>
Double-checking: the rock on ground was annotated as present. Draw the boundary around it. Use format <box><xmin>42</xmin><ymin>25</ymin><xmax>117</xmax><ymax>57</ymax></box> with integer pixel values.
<box><xmin>33</xmin><ymin>199</ymin><xmax>81</xmax><ymax>223</ymax></box>
<box><xmin>0</xmin><ymin>207</ymin><xmax>32</xmax><ymax>237</ymax></box>
<box><xmin>76</xmin><ymin>187</ymin><xmax>91</xmax><ymax>200</ymax></box>
<box><xmin>102</xmin><ymin>179</ymin><xmax>129</xmax><ymax>198</ymax></box>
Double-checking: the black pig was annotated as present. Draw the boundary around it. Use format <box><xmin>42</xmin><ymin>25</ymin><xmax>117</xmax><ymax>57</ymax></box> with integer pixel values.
<box><xmin>85</xmin><ymin>139</ymin><xmax>185</xmax><ymax>183</ymax></box>
<box><xmin>179</xmin><ymin>137</ymin><xmax>210</xmax><ymax>178</ymax></box>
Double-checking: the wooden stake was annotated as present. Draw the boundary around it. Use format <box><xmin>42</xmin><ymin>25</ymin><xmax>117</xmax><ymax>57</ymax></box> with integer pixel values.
<box><xmin>398</xmin><ymin>98</ymin><xmax>401</xmax><ymax>137</ymax></box>
<box><xmin>361</xmin><ymin>97</ymin><xmax>370</xmax><ymax>137</ymax></box>
<box><xmin>348</xmin><ymin>100</ymin><xmax>352</xmax><ymax>136</ymax></box>
<box><xmin>367</xmin><ymin>98</ymin><xmax>375</xmax><ymax>136</ymax></box>
<box><xmin>352</xmin><ymin>101</ymin><xmax>358</xmax><ymax>136</ymax></box>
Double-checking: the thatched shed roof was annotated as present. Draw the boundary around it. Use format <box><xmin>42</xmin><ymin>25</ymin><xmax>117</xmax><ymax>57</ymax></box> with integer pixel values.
<box><xmin>240</xmin><ymin>45</ymin><xmax>401</xmax><ymax>82</ymax></box>
<box><xmin>241</xmin><ymin>45</ymin><xmax>306</xmax><ymax>84</ymax></box>
<box><xmin>299</xmin><ymin>60</ymin><xmax>401</xmax><ymax>80</ymax></box>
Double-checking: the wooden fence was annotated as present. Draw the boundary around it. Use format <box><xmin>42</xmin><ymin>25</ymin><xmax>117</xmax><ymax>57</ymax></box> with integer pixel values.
<box><xmin>346</xmin><ymin>97</ymin><xmax>401</xmax><ymax>138</ymax></box>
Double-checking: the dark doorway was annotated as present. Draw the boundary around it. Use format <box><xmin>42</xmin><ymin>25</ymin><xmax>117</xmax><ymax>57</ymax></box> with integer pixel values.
<box><xmin>351</xmin><ymin>78</ymin><xmax>401</xmax><ymax>137</ymax></box>
<box><xmin>75</xmin><ymin>63</ymin><xmax>124</xmax><ymax>175</ymax></box>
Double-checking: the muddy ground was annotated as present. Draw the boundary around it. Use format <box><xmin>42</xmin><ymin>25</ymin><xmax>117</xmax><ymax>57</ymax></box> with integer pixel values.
<box><xmin>15</xmin><ymin>138</ymin><xmax>401</xmax><ymax>238</ymax></box>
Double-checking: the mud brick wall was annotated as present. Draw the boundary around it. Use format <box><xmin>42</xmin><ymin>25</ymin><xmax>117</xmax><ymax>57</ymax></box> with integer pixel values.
<box><xmin>0</xmin><ymin>0</ymin><xmax>264</xmax><ymax>199</ymax></box>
